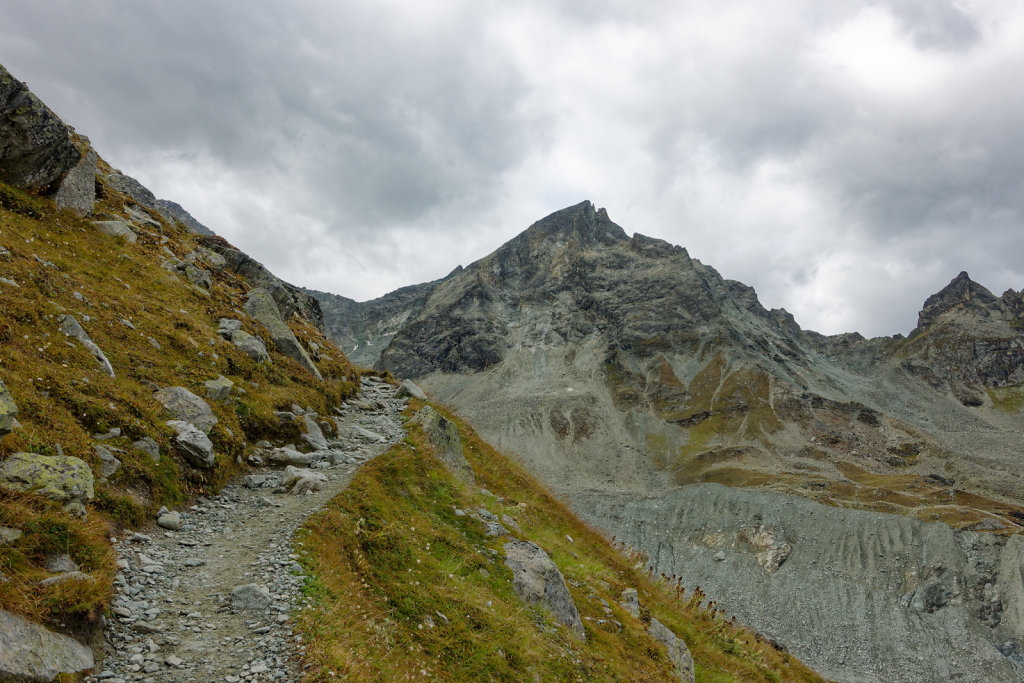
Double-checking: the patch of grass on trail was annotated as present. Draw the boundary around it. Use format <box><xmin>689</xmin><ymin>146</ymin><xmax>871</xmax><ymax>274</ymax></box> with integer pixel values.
<box><xmin>296</xmin><ymin>400</ymin><xmax>823</xmax><ymax>682</ymax></box>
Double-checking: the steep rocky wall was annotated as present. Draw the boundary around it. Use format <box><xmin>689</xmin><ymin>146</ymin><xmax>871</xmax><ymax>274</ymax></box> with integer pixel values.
<box><xmin>574</xmin><ymin>483</ymin><xmax>1021</xmax><ymax>682</ymax></box>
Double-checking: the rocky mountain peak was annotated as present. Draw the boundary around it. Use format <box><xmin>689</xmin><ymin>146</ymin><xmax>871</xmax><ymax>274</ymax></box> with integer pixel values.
<box><xmin>917</xmin><ymin>270</ymin><xmax>998</xmax><ymax>329</ymax></box>
<box><xmin>517</xmin><ymin>200</ymin><xmax>628</xmax><ymax>248</ymax></box>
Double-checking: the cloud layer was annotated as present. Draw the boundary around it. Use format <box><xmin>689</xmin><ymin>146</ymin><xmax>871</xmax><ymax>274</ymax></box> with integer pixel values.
<box><xmin>3</xmin><ymin>0</ymin><xmax>1022</xmax><ymax>336</ymax></box>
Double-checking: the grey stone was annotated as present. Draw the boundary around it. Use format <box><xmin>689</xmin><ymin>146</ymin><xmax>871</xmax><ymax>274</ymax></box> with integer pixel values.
<box><xmin>231</xmin><ymin>583</ymin><xmax>271</xmax><ymax>611</ymax></box>
<box><xmin>166</xmin><ymin>420</ymin><xmax>215</xmax><ymax>469</ymax></box>
<box><xmin>54</xmin><ymin>145</ymin><xmax>96</xmax><ymax>215</ymax></box>
<box><xmin>183</xmin><ymin>263</ymin><xmax>211</xmax><ymax>290</ymax></box>
<box><xmin>280</xmin><ymin>466</ymin><xmax>326</xmax><ymax>495</ymax></box>
<box><xmin>133</xmin><ymin>437</ymin><xmax>161</xmax><ymax>462</ymax></box>
<box><xmin>92</xmin><ymin>220</ymin><xmax>138</xmax><ymax>243</ymax></box>
<box><xmin>204</xmin><ymin>376</ymin><xmax>234</xmax><ymax>403</ymax></box>
<box><xmin>95</xmin><ymin>445</ymin><xmax>121</xmax><ymax>480</ymax></box>
<box><xmin>230</xmin><ymin>330</ymin><xmax>270</xmax><ymax>363</ymax></box>
<box><xmin>620</xmin><ymin>588</ymin><xmax>640</xmax><ymax>618</ymax></box>
<box><xmin>38</xmin><ymin>571</ymin><xmax>89</xmax><ymax>587</ymax></box>
<box><xmin>503</xmin><ymin>539</ymin><xmax>585</xmax><ymax>640</ymax></box>
<box><xmin>154</xmin><ymin>198</ymin><xmax>214</xmax><ymax>235</ymax></box>
<box><xmin>244</xmin><ymin>287</ymin><xmax>322</xmax><ymax>380</ymax></box>
<box><xmin>396</xmin><ymin>379</ymin><xmax>427</xmax><ymax>400</ymax></box>
<box><xmin>157</xmin><ymin>512</ymin><xmax>182</xmax><ymax>531</ymax></box>
<box><xmin>648</xmin><ymin>617</ymin><xmax>695</xmax><ymax>683</ymax></box>
<box><xmin>92</xmin><ymin>427</ymin><xmax>121</xmax><ymax>440</ymax></box>
<box><xmin>58</xmin><ymin>314</ymin><xmax>115</xmax><ymax>377</ymax></box>
<box><xmin>0</xmin><ymin>378</ymin><xmax>16</xmax><ymax>439</ymax></box>
<box><xmin>105</xmin><ymin>169</ymin><xmax>157</xmax><ymax>208</ymax></box>
<box><xmin>0</xmin><ymin>607</ymin><xmax>94</xmax><ymax>681</ymax></box>
<box><xmin>44</xmin><ymin>553</ymin><xmax>79</xmax><ymax>573</ymax></box>
<box><xmin>299</xmin><ymin>415</ymin><xmax>327</xmax><ymax>451</ymax></box>
<box><xmin>0</xmin><ymin>452</ymin><xmax>94</xmax><ymax>512</ymax></box>
<box><xmin>154</xmin><ymin>386</ymin><xmax>217</xmax><ymax>433</ymax></box>
<box><xmin>410</xmin><ymin>406</ymin><xmax>474</xmax><ymax>483</ymax></box>
<box><xmin>0</xmin><ymin>526</ymin><xmax>22</xmax><ymax>544</ymax></box>
<box><xmin>265</xmin><ymin>447</ymin><xmax>314</xmax><ymax>466</ymax></box>
<box><xmin>0</xmin><ymin>64</ymin><xmax>81</xmax><ymax>191</ymax></box>
<box><xmin>217</xmin><ymin>318</ymin><xmax>242</xmax><ymax>340</ymax></box>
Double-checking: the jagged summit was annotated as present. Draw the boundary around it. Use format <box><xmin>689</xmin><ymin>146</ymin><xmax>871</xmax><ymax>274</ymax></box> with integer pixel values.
<box><xmin>917</xmin><ymin>270</ymin><xmax>999</xmax><ymax>329</ymax></box>
<box><xmin>517</xmin><ymin>200</ymin><xmax>629</xmax><ymax>247</ymax></box>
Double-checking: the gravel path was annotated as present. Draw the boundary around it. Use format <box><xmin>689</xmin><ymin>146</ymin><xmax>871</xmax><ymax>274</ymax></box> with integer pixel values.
<box><xmin>88</xmin><ymin>378</ymin><xmax>405</xmax><ymax>683</ymax></box>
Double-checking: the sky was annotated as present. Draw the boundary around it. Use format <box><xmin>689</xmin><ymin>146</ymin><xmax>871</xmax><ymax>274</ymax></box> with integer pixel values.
<box><xmin>3</xmin><ymin>0</ymin><xmax>1023</xmax><ymax>337</ymax></box>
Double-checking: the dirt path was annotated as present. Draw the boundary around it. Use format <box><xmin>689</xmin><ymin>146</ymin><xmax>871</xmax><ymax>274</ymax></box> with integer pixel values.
<box><xmin>87</xmin><ymin>378</ymin><xmax>405</xmax><ymax>683</ymax></box>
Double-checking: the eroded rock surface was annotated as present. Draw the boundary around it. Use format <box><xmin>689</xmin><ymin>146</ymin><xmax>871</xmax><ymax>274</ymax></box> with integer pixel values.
<box><xmin>503</xmin><ymin>539</ymin><xmax>585</xmax><ymax>640</ymax></box>
<box><xmin>0</xmin><ymin>452</ymin><xmax>95</xmax><ymax>516</ymax></box>
<box><xmin>245</xmin><ymin>288</ymin><xmax>322</xmax><ymax>380</ymax></box>
<box><xmin>411</xmin><ymin>405</ymin><xmax>474</xmax><ymax>483</ymax></box>
<box><xmin>0</xmin><ymin>608</ymin><xmax>94</xmax><ymax>681</ymax></box>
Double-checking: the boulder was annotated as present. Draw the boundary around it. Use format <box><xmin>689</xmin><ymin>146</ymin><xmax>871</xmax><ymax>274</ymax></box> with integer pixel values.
<box><xmin>411</xmin><ymin>406</ymin><xmax>474</xmax><ymax>483</ymax></box>
<box><xmin>230</xmin><ymin>330</ymin><xmax>271</xmax><ymax>363</ymax></box>
<box><xmin>244</xmin><ymin>287</ymin><xmax>322</xmax><ymax>380</ymax></box>
<box><xmin>0</xmin><ymin>608</ymin><xmax>94</xmax><ymax>681</ymax></box>
<box><xmin>94</xmin><ymin>445</ymin><xmax>121</xmax><ymax>480</ymax></box>
<box><xmin>265</xmin><ymin>447</ymin><xmax>314</xmax><ymax>466</ymax></box>
<box><xmin>166</xmin><ymin>420</ymin><xmax>215</xmax><ymax>469</ymax></box>
<box><xmin>620</xmin><ymin>588</ymin><xmax>640</xmax><ymax>618</ymax></box>
<box><xmin>648</xmin><ymin>617</ymin><xmax>695</xmax><ymax>683</ymax></box>
<box><xmin>105</xmin><ymin>169</ymin><xmax>157</xmax><ymax>208</ymax></box>
<box><xmin>281</xmin><ymin>465</ymin><xmax>327</xmax><ymax>495</ymax></box>
<box><xmin>157</xmin><ymin>511</ymin><xmax>183</xmax><ymax>531</ymax></box>
<box><xmin>299</xmin><ymin>414</ymin><xmax>328</xmax><ymax>451</ymax></box>
<box><xmin>91</xmin><ymin>220</ymin><xmax>137</xmax><ymax>243</ymax></box>
<box><xmin>132</xmin><ymin>437</ymin><xmax>160</xmax><ymax>462</ymax></box>
<box><xmin>0</xmin><ymin>452</ymin><xmax>94</xmax><ymax>515</ymax></box>
<box><xmin>0</xmin><ymin>378</ymin><xmax>16</xmax><ymax>439</ymax></box>
<box><xmin>204</xmin><ymin>375</ymin><xmax>234</xmax><ymax>403</ymax></box>
<box><xmin>154</xmin><ymin>386</ymin><xmax>217</xmax><ymax>433</ymax></box>
<box><xmin>54</xmin><ymin>145</ymin><xmax>96</xmax><ymax>215</ymax></box>
<box><xmin>0</xmin><ymin>64</ymin><xmax>81</xmax><ymax>191</ymax></box>
<box><xmin>231</xmin><ymin>583</ymin><xmax>271</xmax><ymax>611</ymax></box>
<box><xmin>58</xmin><ymin>314</ymin><xmax>115</xmax><ymax>377</ymax></box>
<box><xmin>396</xmin><ymin>379</ymin><xmax>427</xmax><ymax>400</ymax></box>
<box><xmin>217</xmin><ymin>318</ymin><xmax>242</xmax><ymax>339</ymax></box>
<box><xmin>503</xmin><ymin>540</ymin><xmax>585</xmax><ymax>640</ymax></box>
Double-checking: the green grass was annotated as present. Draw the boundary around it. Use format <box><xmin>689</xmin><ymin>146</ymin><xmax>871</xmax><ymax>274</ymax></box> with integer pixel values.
<box><xmin>295</xmin><ymin>400</ymin><xmax>823</xmax><ymax>682</ymax></box>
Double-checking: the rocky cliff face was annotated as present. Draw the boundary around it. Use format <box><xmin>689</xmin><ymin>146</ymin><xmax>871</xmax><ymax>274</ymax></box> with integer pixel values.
<box><xmin>317</xmin><ymin>201</ymin><xmax>1024</xmax><ymax>680</ymax></box>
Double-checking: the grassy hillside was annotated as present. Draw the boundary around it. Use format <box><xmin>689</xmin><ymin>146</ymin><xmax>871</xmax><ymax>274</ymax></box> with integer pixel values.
<box><xmin>296</xmin><ymin>399</ymin><xmax>822</xmax><ymax>682</ymax></box>
<box><xmin>0</xmin><ymin>176</ymin><xmax>357</xmax><ymax>637</ymax></box>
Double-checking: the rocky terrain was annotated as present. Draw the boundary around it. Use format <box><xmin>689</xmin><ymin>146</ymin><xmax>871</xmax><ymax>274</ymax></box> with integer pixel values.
<box><xmin>87</xmin><ymin>378</ymin><xmax>405</xmax><ymax>683</ymax></box>
<box><xmin>313</xmin><ymin>201</ymin><xmax>1024</xmax><ymax>680</ymax></box>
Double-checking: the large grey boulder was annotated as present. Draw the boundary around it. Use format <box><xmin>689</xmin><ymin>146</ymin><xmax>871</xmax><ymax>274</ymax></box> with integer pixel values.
<box><xmin>244</xmin><ymin>287</ymin><xmax>322</xmax><ymax>379</ymax></box>
<box><xmin>0</xmin><ymin>453</ymin><xmax>94</xmax><ymax>516</ymax></box>
<box><xmin>648</xmin><ymin>617</ymin><xmax>695</xmax><ymax>683</ymax></box>
<box><xmin>0</xmin><ymin>378</ymin><xmax>16</xmax><ymax>439</ymax></box>
<box><xmin>154</xmin><ymin>386</ymin><xmax>217</xmax><ymax>433</ymax></box>
<box><xmin>396</xmin><ymin>379</ymin><xmax>427</xmax><ymax>400</ymax></box>
<box><xmin>0</xmin><ymin>64</ymin><xmax>80</xmax><ymax>192</ymax></box>
<box><xmin>54</xmin><ymin>145</ymin><xmax>96</xmax><ymax>215</ymax></box>
<box><xmin>167</xmin><ymin>420</ymin><xmax>215</xmax><ymax>469</ymax></box>
<box><xmin>104</xmin><ymin>169</ymin><xmax>157</xmax><ymax>209</ymax></box>
<box><xmin>280</xmin><ymin>465</ymin><xmax>327</xmax><ymax>494</ymax></box>
<box><xmin>503</xmin><ymin>540</ymin><xmax>585</xmax><ymax>640</ymax></box>
<box><xmin>91</xmin><ymin>220</ymin><xmax>137</xmax><ymax>243</ymax></box>
<box><xmin>299</xmin><ymin>414</ymin><xmax>327</xmax><ymax>451</ymax></box>
<box><xmin>0</xmin><ymin>608</ymin><xmax>94</xmax><ymax>681</ymax></box>
<box><xmin>58</xmin><ymin>315</ymin><xmax>114</xmax><ymax>377</ymax></box>
<box><xmin>204</xmin><ymin>375</ymin><xmax>234</xmax><ymax>403</ymax></box>
<box><xmin>410</xmin><ymin>406</ymin><xmax>473</xmax><ymax>483</ymax></box>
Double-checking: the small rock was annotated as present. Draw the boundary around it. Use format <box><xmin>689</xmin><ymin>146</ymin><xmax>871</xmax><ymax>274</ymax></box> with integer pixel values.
<box><xmin>133</xmin><ymin>437</ymin><xmax>161</xmax><ymax>462</ymax></box>
<box><xmin>157</xmin><ymin>512</ymin><xmax>183</xmax><ymax>531</ymax></box>
<box><xmin>620</xmin><ymin>588</ymin><xmax>641</xmax><ymax>618</ymax></box>
<box><xmin>231</xmin><ymin>583</ymin><xmax>271</xmax><ymax>611</ymax></box>
<box><xmin>95</xmin><ymin>445</ymin><xmax>122</xmax><ymax>480</ymax></box>
<box><xmin>204</xmin><ymin>375</ymin><xmax>234</xmax><ymax>403</ymax></box>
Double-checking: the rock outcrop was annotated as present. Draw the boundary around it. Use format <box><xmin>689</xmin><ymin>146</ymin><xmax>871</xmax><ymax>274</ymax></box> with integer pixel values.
<box><xmin>245</xmin><ymin>287</ymin><xmax>322</xmax><ymax>380</ymax></box>
<box><xmin>410</xmin><ymin>406</ymin><xmax>474</xmax><ymax>483</ymax></box>
<box><xmin>58</xmin><ymin>314</ymin><xmax>115</xmax><ymax>377</ymax></box>
<box><xmin>154</xmin><ymin>386</ymin><xmax>218</xmax><ymax>433</ymax></box>
<box><xmin>54</xmin><ymin>144</ymin><xmax>97</xmax><ymax>215</ymax></box>
<box><xmin>0</xmin><ymin>64</ymin><xmax>80</xmax><ymax>192</ymax></box>
<box><xmin>503</xmin><ymin>539</ymin><xmax>585</xmax><ymax>640</ymax></box>
<box><xmin>0</xmin><ymin>378</ymin><xmax>16</xmax><ymax>438</ymax></box>
<box><xmin>648</xmin><ymin>618</ymin><xmax>695</xmax><ymax>683</ymax></box>
<box><xmin>0</xmin><ymin>452</ymin><xmax>95</xmax><ymax>516</ymax></box>
<box><xmin>0</xmin><ymin>608</ymin><xmax>94</xmax><ymax>681</ymax></box>
<box><xmin>167</xmin><ymin>420</ymin><xmax>216</xmax><ymax>469</ymax></box>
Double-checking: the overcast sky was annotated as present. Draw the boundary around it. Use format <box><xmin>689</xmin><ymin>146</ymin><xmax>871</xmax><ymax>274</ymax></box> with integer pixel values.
<box><xmin>3</xmin><ymin>1</ymin><xmax>1023</xmax><ymax>336</ymax></box>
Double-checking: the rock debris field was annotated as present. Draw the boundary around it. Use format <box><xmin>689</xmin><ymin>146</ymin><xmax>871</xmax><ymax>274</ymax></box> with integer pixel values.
<box><xmin>87</xmin><ymin>378</ymin><xmax>405</xmax><ymax>683</ymax></box>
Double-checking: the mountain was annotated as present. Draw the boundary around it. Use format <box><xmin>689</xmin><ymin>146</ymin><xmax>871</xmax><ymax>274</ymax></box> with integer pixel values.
<box><xmin>312</xmin><ymin>200</ymin><xmax>1024</xmax><ymax>681</ymax></box>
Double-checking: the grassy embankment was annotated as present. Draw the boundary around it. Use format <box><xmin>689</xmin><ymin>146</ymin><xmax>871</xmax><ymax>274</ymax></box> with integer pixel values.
<box><xmin>297</xmin><ymin>399</ymin><xmax>823</xmax><ymax>682</ymax></box>
<box><xmin>0</xmin><ymin>177</ymin><xmax>357</xmax><ymax>637</ymax></box>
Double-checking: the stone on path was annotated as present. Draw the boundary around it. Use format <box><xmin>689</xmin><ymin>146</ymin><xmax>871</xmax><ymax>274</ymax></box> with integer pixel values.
<box><xmin>503</xmin><ymin>540</ymin><xmax>585</xmax><ymax>640</ymax></box>
<box><xmin>0</xmin><ymin>608</ymin><xmax>94</xmax><ymax>681</ymax></box>
<box><xmin>281</xmin><ymin>465</ymin><xmax>327</xmax><ymax>494</ymax></box>
<box><xmin>231</xmin><ymin>583</ymin><xmax>271</xmax><ymax>611</ymax></box>
<box><xmin>157</xmin><ymin>511</ymin><xmax>183</xmax><ymax>531</ymax></box>
<box><xmin>396</xmin><ymin>379</ymin><xmax>427</xmax><ymax>400</ymax></box>
<box><xmin>155</xmin><ymin>386</ymin><xmax>218</xmax><ymax>433</ymax></box>
<box><xmin>299</xmin><ymin>414</ymin><xmax>327</xmax><ymax>451</ymax></box>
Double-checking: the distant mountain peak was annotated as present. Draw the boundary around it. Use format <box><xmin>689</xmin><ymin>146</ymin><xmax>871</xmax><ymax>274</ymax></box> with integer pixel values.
<box><xmin>917</xmin><ymin>270</ymin><xmax>998</xmax><ymax>329</ymax></box>
<box><xmin>520</xmin><ymin>200</ymin><xmax>628</xmax><ymax>247</ymax></box>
